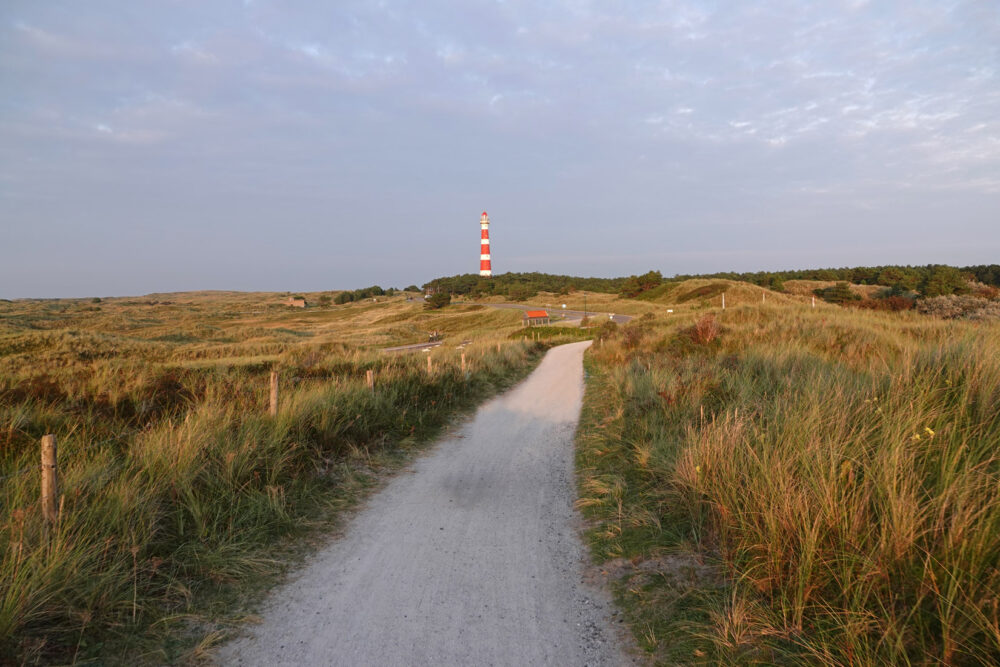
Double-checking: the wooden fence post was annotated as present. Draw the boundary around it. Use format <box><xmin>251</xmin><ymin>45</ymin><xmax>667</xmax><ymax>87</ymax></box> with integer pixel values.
<box><xmin>427</xmin><ymin>355</ymin><xmax>433</xmax><ymax>375</ymax></box>
<box><xmin>366</xmin><ymin>369</ymin><xmax>374</xmax><ymax>392</ymax></box>
<box><xmin>41</xmin><ymin>435</ymin><xmax>58</xmax><ymax>524</ymax></box>
<box><xmin>496</xmin><ymin>342</ymin><xmax>501</xmax><ymax>353</ymax></box>
<box><xmin>811</xmin><ymin>296</ymin><xmax>816</xmax><ymax>308</ymax></box>
<box><xmin>461</xmin><ymin>353</ymin><xmax>466</xmax><ymax>373</ymax></box>
<box><xmin>722</xmin><ymin>293</ymin><xmax>726</xmax><ymax>309</ymax></box>
<box><xmin>269</xmin><ymin>370</ymin><xmax>279</xmax><ymax>416</ymax></box>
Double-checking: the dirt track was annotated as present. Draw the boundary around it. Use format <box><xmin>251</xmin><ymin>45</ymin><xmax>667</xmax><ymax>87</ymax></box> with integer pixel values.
<box><xmin>216</xmin><ymin>341</ymin><xmax>632</xmax><ymax>666</ymax></box>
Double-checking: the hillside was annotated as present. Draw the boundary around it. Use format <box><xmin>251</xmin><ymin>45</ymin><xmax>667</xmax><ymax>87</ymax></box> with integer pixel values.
<box><xmin>0</xmin><ymin>291</ymin><xmax>546</xmax><ymax>663</ymax></box>
<box><xmin>636</xmin><ymin>278</ymin><xmax>803</xmax><ymax>308</ymax></box>
<box><xmin>577</xmin><ymin>303</ymin><xmax>1000</xmax><ymax>664</ymax></box>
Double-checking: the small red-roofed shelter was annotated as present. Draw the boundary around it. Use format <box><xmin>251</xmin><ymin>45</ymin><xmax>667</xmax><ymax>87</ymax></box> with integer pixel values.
<box><xmin>523</xmin><ymin>310</ymin><xmax>550</xmax><ymax>326</ymax></box>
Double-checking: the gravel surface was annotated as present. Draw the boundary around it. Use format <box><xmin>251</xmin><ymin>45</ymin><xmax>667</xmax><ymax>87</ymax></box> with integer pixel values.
<box><xmin>216</xmin><ymin>341</ymin><xmax>633</xmax><ymax>666</ymax></box>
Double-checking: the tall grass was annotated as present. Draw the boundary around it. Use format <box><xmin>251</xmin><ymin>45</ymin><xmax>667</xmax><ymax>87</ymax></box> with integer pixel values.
<box><xmin>1</xmin><ymin>296</ymin><xmax>542</xmax><ymax>663</ymax></box>
<box><xmin>578</xmin><ymin>305</ymin><xmax>1000</xmax><ymax>664</ymax></box>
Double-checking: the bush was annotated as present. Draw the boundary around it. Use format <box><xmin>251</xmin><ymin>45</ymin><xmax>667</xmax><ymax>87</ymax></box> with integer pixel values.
<box><xmin>917</xmin><ymin>295</ymin><xmax>989</xmax><ymax>319</ymax></box>
<box><xmin>920</xmin><ymin>265</ymin><xmax>971</xmax><ymax>297</ymax></box>
<box><xmin>619</xmin><ymin>270</ymin><xmax>663</xmax><ymax>298</ymax></box>
<box><xmin>424</xmin><ymin>292</ymin><xmax>451</xmax><ymax>310</ymax></box>
<box><xmin>963</xmin><ymin>301</ymin><xmax>1000</xmax><ymax>321</ymax></box>
<box><xmin>815</xmin><ymin>282</ymin><xmax>861</xmax><ymax>304</ymax></box>
<box><xmin>689</xmin><ymin>314</ymin><xmax>720</xmax><ymax>344</ymax></box>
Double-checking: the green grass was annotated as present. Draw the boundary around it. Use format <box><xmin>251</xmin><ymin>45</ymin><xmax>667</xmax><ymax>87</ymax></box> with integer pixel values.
<box><xmin>577</xmin><ymin>304</ymin><xmax>1000</xmax><ymax>665</ymax></box>
<box><xmin>0</xmin><ymin>292</ymin><xmax>544</xmax><ymax>664</ymax></box>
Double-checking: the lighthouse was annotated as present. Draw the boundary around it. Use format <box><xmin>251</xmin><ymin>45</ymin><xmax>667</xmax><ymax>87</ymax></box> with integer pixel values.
<box><xmin>479</xmin><ymin>211</ymin><xmax>492</xmax><ymax>277</ymax></box>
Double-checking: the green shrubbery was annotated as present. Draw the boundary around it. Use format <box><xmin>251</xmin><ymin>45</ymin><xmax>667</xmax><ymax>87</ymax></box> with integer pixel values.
<box><xmin>334</xmin><ymin>285</ymin><xmax>385</xmax><ymax>304</ymax></box>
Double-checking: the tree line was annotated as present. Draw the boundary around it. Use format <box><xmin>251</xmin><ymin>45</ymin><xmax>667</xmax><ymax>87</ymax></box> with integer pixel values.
<box><xmin>422</xmin><ymin>272</ymin><xmax>628</xmax><ymax>300</ymax></box>
<box><xmin>420</xmin><ymin>265</ymin><xmax>998</xmax><ymax>301</ymax></box>
<box><xmin>674</xmin><ymin>264</ymin><xmax>1000</xmax><ymax>295</ymax></box>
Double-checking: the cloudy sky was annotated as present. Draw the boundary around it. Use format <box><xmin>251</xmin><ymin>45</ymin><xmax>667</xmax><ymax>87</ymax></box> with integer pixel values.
<box><xmin>1</xmin><ymin>1</ymin><xmax>998</xmax><ymax>297</ymax></box>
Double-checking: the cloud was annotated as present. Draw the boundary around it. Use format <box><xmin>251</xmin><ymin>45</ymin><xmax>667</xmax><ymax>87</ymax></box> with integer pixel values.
<box><xmin>1</xmin><ymin>0</ymin><xmax>998</xmax><ymax>296</ymax></box>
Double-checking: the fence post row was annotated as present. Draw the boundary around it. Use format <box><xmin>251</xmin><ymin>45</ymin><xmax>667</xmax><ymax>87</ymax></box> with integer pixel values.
<box><xmin>269</xmin><ymin>370</ymin><xmax>279</xmax><ymax>416</ymax></box>
<box><xmin>41</xmin><ymin>435</ymin><xmax>58</xmax><ymax>524</ymax></box>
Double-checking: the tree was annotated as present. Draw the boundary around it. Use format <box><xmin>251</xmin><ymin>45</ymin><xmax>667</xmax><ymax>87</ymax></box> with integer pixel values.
<box><xmin>424</xmin><ymin>292</ymin><xmax>451</xmax><ymax>310</ymax></box>
<box><xmin>920</xmin><ymin>265</ymin><xmax>970</xmax><ymax>298</ymax></box>
<box><xmin>619</xmin><ymin>270</ymin><xmax>663</xmax><ymax>298</ymax></box>
<box><xmin>318</xmin><ymin>294</ymin><xmax>332</xmax><ymax>306</ymax></box>
<box><xmin>815</xmin><ymin>282</ymin><xmax>860</xmax><ymax>304</ymax></box>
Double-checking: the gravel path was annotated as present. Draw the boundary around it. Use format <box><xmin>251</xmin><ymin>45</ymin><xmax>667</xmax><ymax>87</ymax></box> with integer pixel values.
<box><xmin>216</xmin><ymin>341</ymin><xmax>632</xmax><ymax>666</ymax></box>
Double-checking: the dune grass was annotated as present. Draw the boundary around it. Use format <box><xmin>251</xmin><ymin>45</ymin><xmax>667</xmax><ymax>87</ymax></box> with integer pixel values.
<box><xmin>0</xmin><ymin>293</ymin><xmax>543</xmax><ymax>664</ymax></box>
<box><xmin>577</xmin><ymin>304</ymin><xmax>1000</xmax><ymax>665</ymax></box>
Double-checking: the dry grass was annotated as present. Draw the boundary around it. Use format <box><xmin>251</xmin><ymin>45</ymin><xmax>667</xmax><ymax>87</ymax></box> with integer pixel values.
<box><xmin>0</xmin><ymin>291</ymin><xmax>542</xmax><ymax>664</ymax></box>
<box><xmin>578</xmin><ymin>301</ymin><xmax>1000</xmax><ymax>665</ymax></box>
<box><xmin>783</xmin><ymin>279</ymin><xmax>883</xmax><ymax>299</ymax></box>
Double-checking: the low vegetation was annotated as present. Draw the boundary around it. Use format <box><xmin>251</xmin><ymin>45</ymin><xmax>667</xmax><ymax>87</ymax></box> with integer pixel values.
<box><xmin>578</xmin><ymin>303</ymin><xmax>1000</xmax><ymax>665</ymax></box>
<box><xmin>0</xmin><ymin>293</ymin><xmax>543</xmax><ymax>664</ymax></box>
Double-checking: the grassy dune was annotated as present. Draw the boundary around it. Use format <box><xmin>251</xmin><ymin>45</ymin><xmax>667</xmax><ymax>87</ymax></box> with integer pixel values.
<box><xmin>0</xmin><ymin>293</ymin><xmax>542</xmax><ymax>664</ymax></box>
<box><xmin>578</xmin><ymin>303</ymin><xmax>1000</xmax><ymax>664</ymax></box>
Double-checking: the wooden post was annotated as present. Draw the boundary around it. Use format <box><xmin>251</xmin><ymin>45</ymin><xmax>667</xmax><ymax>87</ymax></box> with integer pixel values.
<box><xmin>811</xmin><ymin>296</ymin><xmax>816</xmax><ymax>308</ymax></box>
<box><xmin>366</xmin><ymin>369</ymin><xmax>374</xmax><ymax>392</ymax></box>
<box><xmin>722</xmin><ymin>293</ymin><xmax>726</xmax><ymax>309</ymax></box>
<box><xmin>461</xmin><ymin>353</ymin><xmax>466</xmax><ymax>373</ymax></box>
<box><xmin>427</xmin><ymin>355</ymin><xmax>433</xmax><ymax>374</ymax></box>
<box><xmin>269</xmin><ymin>370</ymin><xmax>279</xmax><ymax>416</ymax></box>
<box><xmin>41</xmin><ymin>435</ymin><xmax>58</xmax><ymax>524</ymax></box>
<box><xmin>762</xmin><ymin>292</ymin><xmax>766</xmax><ymax>303</ymax></box>
<box><xmin>496</xmin><ymin>342</ymin><xmax>501</xmax><ymax>353</ymax></box>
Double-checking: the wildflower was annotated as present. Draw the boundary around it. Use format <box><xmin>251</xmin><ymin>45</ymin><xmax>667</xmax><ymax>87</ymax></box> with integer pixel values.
<box><xmin>912</xmin><ymin>434</ymin><xmax>921</xmax><ymax>442</ymax></box>
<box><xmin>924</xmin><ymin>426</ymin><xmax>935</xmax><ymax>437</ymax></box>
<box><xmin>695</xmin><ymin>465</ymin><xmax>702</xmax><ymax>474</ymax></box>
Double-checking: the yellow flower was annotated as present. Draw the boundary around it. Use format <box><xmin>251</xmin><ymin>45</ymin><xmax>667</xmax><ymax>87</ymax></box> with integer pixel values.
<box><xmin>695</xmin><ymin>465</ymin><xmax>702</xmax><ymax>474</ymax></box>
<box><xmin>924</xmin><ymin>427</ymin><xmax>935</xmax><ymax>437</ymax></box>
<box><xmin>912</xmin><ymin>434</ymin><xmax>921</xmax><ymax>442</ymax></box>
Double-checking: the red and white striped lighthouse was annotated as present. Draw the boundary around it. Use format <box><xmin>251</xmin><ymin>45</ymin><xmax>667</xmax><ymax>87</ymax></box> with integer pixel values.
<box><xmin>479</xmin><ymin>211</ymin><xmax>492</xmax><ymax>277</ymax></box>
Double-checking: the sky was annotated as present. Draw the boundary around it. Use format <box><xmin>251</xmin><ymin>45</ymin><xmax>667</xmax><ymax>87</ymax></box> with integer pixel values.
<box><xmin>1</xmin><ymin>0</ymin><xmax>998</xmax><ymax>298</ymax></box>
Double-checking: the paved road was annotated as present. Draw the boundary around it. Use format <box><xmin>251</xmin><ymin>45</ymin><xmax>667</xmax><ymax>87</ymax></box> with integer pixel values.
<box><xmin>478</xmin><ymin>303</ymin><xmax>633</xmax><ymax>324</ymax></box>
<box><xmin>217</xmin><ymin>341</ymin><xmax>631</xmax><ymax>666</ymax></box>
<box><xmin>382</xmin><ymin>340</ymin><xmax>444</xmax><ymax>353</ymax></box>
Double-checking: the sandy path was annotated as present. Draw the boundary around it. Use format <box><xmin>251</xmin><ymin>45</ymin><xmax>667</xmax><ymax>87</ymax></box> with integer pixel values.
<box><xmin>216</xmin><ymin>341</ymin><xmax>631</xmax><ymax>666</ymax></box>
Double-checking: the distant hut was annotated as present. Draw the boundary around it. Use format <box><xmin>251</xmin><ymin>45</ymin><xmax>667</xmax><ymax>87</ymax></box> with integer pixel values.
<box><xmin>285</xmin><ymin>296</ymin><xmax>307</xmax><ymax>308</ymax></box>
<box><xmin>523</xmin><ymin>310</ymin><xmax>550</xmax><ymax>326</ymax></box>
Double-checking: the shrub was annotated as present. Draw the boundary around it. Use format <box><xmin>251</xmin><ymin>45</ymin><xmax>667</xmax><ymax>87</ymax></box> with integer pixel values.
<box><xmin>424</xmin><ymin>292</ymin><xmax>451</xmax><ymax>310</ymax></box>
<box><xmin>595</xmin><ymin>320</ymin><xmax>618</xmax><ymax>340</ymax></box>
<box><xmin>690</xmin><ymin>314</ymin><xmax>720</xmax><ymax>344</ymax></box>
<box><xmin>920</xmin><ymin>265</ymin><xmax>971</xmax><ymax>297</ymax></box>
<box><xmin>963</xmin><ymin>300</ymin><xmax>1000</xmax><ymax>321</ymax></box>
<box><xmin>815</xmin><ymin>281</ymin><xmax>861</xmax><ymax>304</ymax></box>
<box><xmin>621</xmin><ymin>324</ymin><xmax>645</xmax><ymax>350</ymax></box>
<box><xmin>619</xmin><ymin>270</ymin><xmax>664</xmax><ymax>298</ymax></box>
<box><xmin>917</xmin><ymin>295</ymin><xmax>988</xmax><ymax>319</ymax></box>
